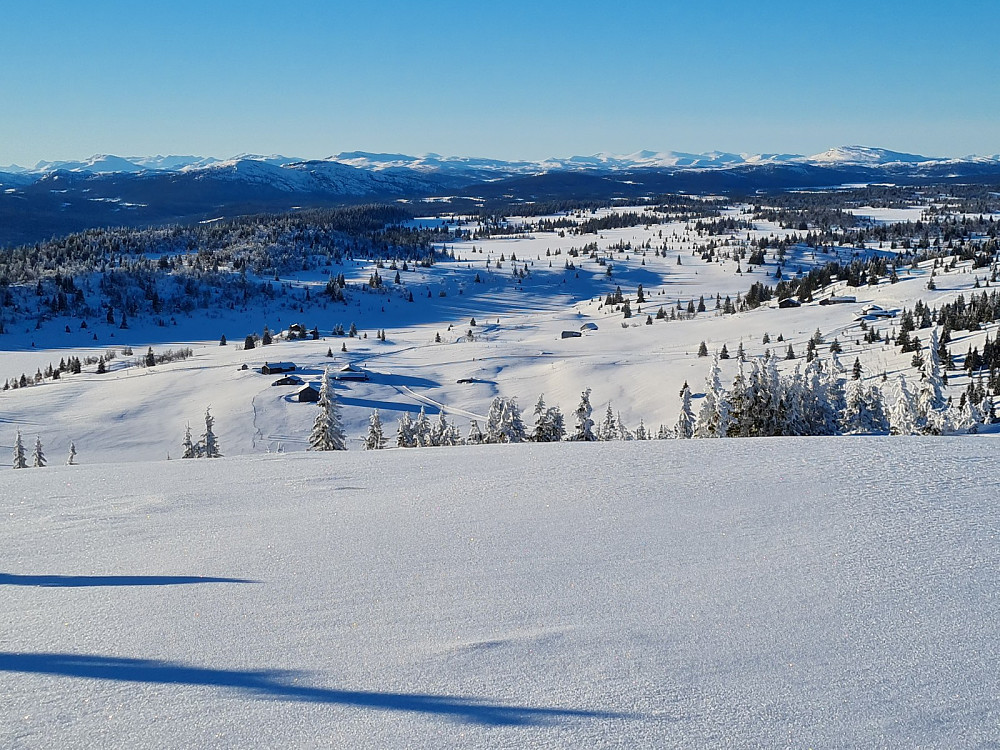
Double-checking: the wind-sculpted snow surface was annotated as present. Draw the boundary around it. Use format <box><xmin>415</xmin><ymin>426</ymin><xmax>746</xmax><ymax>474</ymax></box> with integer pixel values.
<box><xmin>3</xmin><ymin>438</ymin><xmax>999</xmax><ymax>747</ymax></box>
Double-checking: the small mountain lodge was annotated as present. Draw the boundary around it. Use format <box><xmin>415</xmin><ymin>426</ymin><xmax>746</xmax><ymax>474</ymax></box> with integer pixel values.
<box><xmin>261</xmin><ymin>361</ymin><xmax>296</xmax><ymax>375</ymax></box>
<box><xmin>294</xmin><ymin>384</ymin><xmax>320</xmax><ymax>402</ymax></box>
<box><xmin>271</xmin><ymin>375</ymin><xmax>303</xmax><ymax>387</ymax></box>
<box><xmin>334</xmin><ymin>363</ymin><xmax>369</xmax><ymax>381</ymax></box>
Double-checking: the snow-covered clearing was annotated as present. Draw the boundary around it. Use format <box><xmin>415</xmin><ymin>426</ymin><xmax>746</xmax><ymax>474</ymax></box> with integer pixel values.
<box><xmin>3</xmin><ymin>438</ymin><xmax>999</xmax><ymax>747</ymax></box>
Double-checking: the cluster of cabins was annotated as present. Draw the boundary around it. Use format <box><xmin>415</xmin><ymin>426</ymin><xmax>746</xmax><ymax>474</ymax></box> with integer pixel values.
<box><xmin>258</xmin><ymin>361</ymin><xmax>368</xmax><ymax>402</ymax></box>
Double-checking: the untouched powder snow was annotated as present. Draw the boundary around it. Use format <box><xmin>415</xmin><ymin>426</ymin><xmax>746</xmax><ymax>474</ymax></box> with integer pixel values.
<box><xmin>3</xmin><ymin>438</ymin><xmax>999</xmax><ymax>747</ymax></box>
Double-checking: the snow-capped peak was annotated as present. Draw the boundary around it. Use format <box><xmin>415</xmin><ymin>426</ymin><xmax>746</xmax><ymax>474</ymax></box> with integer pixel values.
<box><xmin>804</xmin><ymin>145</ymin><xmax>935</xmax><ymax>165</ymax></box>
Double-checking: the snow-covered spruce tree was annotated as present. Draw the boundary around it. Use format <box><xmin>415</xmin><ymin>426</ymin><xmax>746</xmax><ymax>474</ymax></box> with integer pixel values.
<box><xmin>597</xmin><ymin>403</ymin><xmax>617</xmax><ymax>441</ymax></box>
<box><xmin>12</xmin><ymin>429</ymin><xmax>27</xmax><ymax>469</ymax></box>
<box><xmin>363</xmin><ymin>409</ymin><xmax>386</xmax><ymax>450</ymax></box>
<box><xmin>396</xmin><ymin>413</ymin><xmax>416</xmax><ymax>448</ymax></box>
<box><xmin>496</xmin><ymin>397</ymin><xmax>528</xmax><ymax>443</ymax></box>
<box><xmin>569</xmin><ymin>389</ymin><xmax>597</xmax><ymax>441</ymax></box>
<box><xmin>466</xmin><ymin>419</ymin><xmax>484</xmax><ymax>445</ymax></box>
<box><xmin>780</xmin><ymin>366</ymin><xmax>810</xmax><ymax>436</ymax></box>
<box><xmin>33</xmin><ymin>436</ymin><xmax>45</xmax><ymax>468</ymax></box>
<box><xmin>430</xmin><ymin>411</ymin><xmax>451</xmax><ymax>447</ymax></box>
<box><xmin>530</xmin><ymin>395</ymin><xmax>551</xmax><ymax>442</ymax></box>
<box><xmin>616</xmin><ymin>411</ymin><xmax>633</xmax><ymax>441</ymax></box>
<box><xmin>915</xmin><ymin>329</ymin><xmax>951</xmax><ymax>435</ymax></box>
<box><xmin>726</xmin><ymin>360</ymin><xmax>748</xmax><ymax>437</ymax></box>
<box><xmin>957</xmin><ymin>395</ymin><xmax>981</xmax><ymax>434</ymax></box>
<box><xmin>888</xmin><ymin>375</ymin><xmax>918</xmax><ymax>436</ymax></box>
<box><xmin>308</xmin><ymin>369</ymin><xmax>346</xmax><ymax>451</ymax></box>
<box><xmin>634</xmin><ymin>419</ymin><xmax>648</xmax><ymax>440</ymax></box>
<box><xmin>446</xmin><ymin>423</ymin><xmax>464</xmax><ymax>446</ymax></box>
<box><xmin>413</xmin><ymin>406</ymin><xmax>432</xmax><ymax>447</ymax></box>
<box><xmin>202</xmin><ymin>407</ymin><xmax>222</xmax><ymax>458</ymax></box>
<box><xmin>483</xmin><ymin>397</ymin><xmax>526</xmax><ymax>443</ymax></box>
<box><xmin>675</xmin><ymin>385</ymin><xmax>695</xmax><ymax>439</ymax></box>
<box><xmin>484</xmin><ymin>397</ymin><xmax>505</xmax><ymax>443</ymax></box>
<box><xmin>797</xmin><ymin>359</ymin><xmax>833</xmax><ymax>435</ymax></box>
<box><xmin>980</xmin><ymin>392</ymin><xmax>997</xmax><ymax>426</ymax></box>
<box><xmin>67</xmin><ymin>441</ymin><xmax>77</xmax><ymax>465</ymax></box>
<box><xmin>840</xmin><ymin>378</ymin><xmax>889</xmax><ymax>434</ymax></box>
<box><xmin>181</xmin><ymin>423</ymin><xmax>196</xmax><ymax>458</ymax></box>
<box><xmin>694</xmin><ymin>354</ymin><xmax>724</xmax><ymax>438</ymax></box>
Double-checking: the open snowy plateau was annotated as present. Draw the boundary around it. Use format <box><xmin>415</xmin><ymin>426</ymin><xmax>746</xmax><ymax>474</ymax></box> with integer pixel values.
<box><xmin>3</xmin><ymin>202</ymin><xmax>1000</xmax><ymax>746</ymax></box>
<box><xmin>3</xmin><ymin>437</ymin><xmax>999</xmax><ymax>748</ymax></box>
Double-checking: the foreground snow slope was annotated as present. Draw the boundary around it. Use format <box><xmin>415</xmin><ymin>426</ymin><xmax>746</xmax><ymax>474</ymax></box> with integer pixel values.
<box><xmin>3</xmin><ymin>438</ymin><xmax>998</xmax><ymax>748</ymax></box>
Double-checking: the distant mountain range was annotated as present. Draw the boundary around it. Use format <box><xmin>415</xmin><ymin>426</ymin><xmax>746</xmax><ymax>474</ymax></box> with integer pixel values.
<box><xmin>3</xmin><ymin>145</ymin><xmax>1000</xmax><ymax>247</ymax></box>
<box><xmin>4</xmin><ymin>145</ymin><xmax>999</xmax><ymax>178</ymax></box>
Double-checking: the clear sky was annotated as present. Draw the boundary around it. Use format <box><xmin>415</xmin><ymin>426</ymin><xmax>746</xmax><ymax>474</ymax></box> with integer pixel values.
<box><xmin>3</xmin><ymin>0</ymin><xmax>998</xmax><ymax>166</ymax></box>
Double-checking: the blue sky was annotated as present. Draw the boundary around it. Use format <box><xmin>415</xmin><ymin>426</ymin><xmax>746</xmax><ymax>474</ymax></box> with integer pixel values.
<box><xmin>3</xmin><ymin>0</ymin><xmax>998</xmax><ymax>165</ymax></box>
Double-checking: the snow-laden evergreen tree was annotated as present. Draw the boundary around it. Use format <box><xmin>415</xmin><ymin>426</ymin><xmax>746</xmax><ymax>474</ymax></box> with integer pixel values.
<box><xmin>915</xmin><ymin>329</ymin><xmax>951</xmax><ymax>435</ymax></box>
<box><xmin>363</xmin><ymin>409</ymin><xmax>386</xmax><ymax>450</ymax></box>
<box><xmin>675</xmin><ymin>385</ymin><xmax>695</xmax><ymax>439</ymax></box>
<box><xmin>888</xmin><ymin>375</ymin><xmax>918</xmax><ymax>436</ymax></box>
<box><xmin>33</xmin><ymin>435</ymin><xmax>45</xmax><ymax>468</ymax></box>
<box><xmin>308</xmin><ymin>370</ymin><xmax>346</xmax><ymax>451</ymax></box>
<box><xmin>727</xmin><ymin>359</ymin><xmax>749</xmax><ymax>437</ymax></box>
<box><xmin>413</xmin><ymin>406</ymin><xmax>432</xmax><ymax>447</ymax></box>
<box><xmin>800</xmin><ymin>359</ymin><xmax>841</xmax><ymax>436</ymax></box>
<box><xmin>569</xmin><ymin>389</ymin><xmax>597</xmax><ymax>441</ymax></box>
<box><xmin>484</xmin><ymin>397</ymin><xmax>505</xmax><ymax>443</ymax></box>
<box><xmin>616</xmin><ymin>412</ymin><xmax>633</xmax><ymax>440</ymax></box>
<box><xmin>597</xmin><ymin>403</ymin><xmax>617</xmax><ymax>441</ymax></box>
<box><xmin>466</xmin><ymin>419</ymin><xmax>484</xmax><ymax>445</ymax></box>
<box><xmin>530</xmin><ymin>395</ymin><xmax>549</xmax><ymax>442</ymax></box>
<box><xmin>530</xmin><ymin>395</ymin><xmax>566</xmax><ymax>442</ymax></box>
<box><xmin>499</xmin><ymin>398</ymin><xmax>528</xmax><ymax>443</ymax></box>
<box><xmin>715</xmin><ymin>391</ymin><xmax>733</xmax><ymax>439</ymax></box>
<box><xmin>396</xmin><ymin>413</ymin><xmax>416</xmax><ymax>447</ymax></box>
<box><xmin>202</xmin><ymin>407</ymin><xmax>222</xmax><ymax>457</ymax></box>
<box><xmin>485</xmin><ymin>397</ymin><xmax>526</xmax><ymax>443</ymax></box>
<box><xmin>694</xmin><ymin>354</ymin><xmax>724</xmax><ymax>438</ymax></box>
<box><xmin>430</xmin><ymin>411</ymin><xmax>451</xmax><ymax>447</ymax></box>
<box><xmin>781</xmin><ymin>366</ymin><xmax>810</xmax><ymax>436</ymax></box>
<box><xmin>634</xmin><ymin>419</ymin><xmax>648</xmax><ymax>441</ymax></box>
<box><xmin>656</xmin><ymin>424</ymin><xmax>672</xmax><ymax>439</ymax></box>
<box><xmin>181</xmin><ymin>423</ymin><xmax>196</xmax><ymax>458</ymax></box>
<box><xmin>841</xmin><ymin>378</ymin><xmax>889</xmax><ymax>434</ymax></box>
<box><xmin>444</xmin><ymin>422</ymin><xmax>463</xmax><ymax>447</ymax></box>
<box><xmin>980</xmin><ymin>392</ymin><xmax>997</xmax><ymax>426</ymax></box>
<box><xmin>956</xmin><ymin>396</ymin><xmax>980</xmax><ymax>434</ymax></box>
<box><xmin>67</xmin><ymin>441</ymin><xmax>77</xmax><ymax>465</ymax></box>
<box><xmin>12</xmin><ymin>429</ymin><xmax>27</xmax><ymax>469</ymax></box>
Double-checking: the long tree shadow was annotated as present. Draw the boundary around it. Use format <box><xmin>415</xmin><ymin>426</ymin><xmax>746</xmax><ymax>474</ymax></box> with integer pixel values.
<box><xmin>0</xmin><ymin>574</ymin><xmax>258</xmax><ymax>587</ymax></box>
<box><xmin>0</xmin><ymin>652</ymin><xmax>629</xmax><ymax>727</ymax></box>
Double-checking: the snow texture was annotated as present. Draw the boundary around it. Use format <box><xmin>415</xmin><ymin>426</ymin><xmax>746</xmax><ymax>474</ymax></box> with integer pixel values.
<box><xmin>3</xmin><ymin>438</ymin><xmax>1000</xmax><ymax>747</ymax></box>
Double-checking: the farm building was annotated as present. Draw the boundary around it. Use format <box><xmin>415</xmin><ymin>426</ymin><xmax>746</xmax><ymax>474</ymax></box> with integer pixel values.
<box><xmin>334</xmin><ymin>363</ymin><xmax>369</xmax><ymax>381</ymax></box>
<box><xmin>293</xmin><ymin>384</ymin><xmax>320</xmax><ymax>402</ymax></box>
<box><xmin>261</xmin><ymin>362</ymin><xmax>296</xmax><ymax>375</ymax></box>
<box><xmin>271</xmin><ymin>375</ymin><xmax>303</xmax><ymax>387</ymax></box>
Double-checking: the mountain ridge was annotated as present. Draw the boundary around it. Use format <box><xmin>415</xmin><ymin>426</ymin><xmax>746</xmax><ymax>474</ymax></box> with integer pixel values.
<box><xmin>8</xmin><ymin>144</ymin><xmax>1000</xmax><ymax>179</ymax></box>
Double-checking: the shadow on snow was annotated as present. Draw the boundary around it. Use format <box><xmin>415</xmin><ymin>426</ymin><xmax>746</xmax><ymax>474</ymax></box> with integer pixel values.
<box><xmin>0</xmin><ymin>652</ymin><xmax>630</xmax><ymax>727</ymax></box>
<box><xmin>0</xmin><ymin>574</ymin><xmax>258</xmax><ymax>587</ymax></box>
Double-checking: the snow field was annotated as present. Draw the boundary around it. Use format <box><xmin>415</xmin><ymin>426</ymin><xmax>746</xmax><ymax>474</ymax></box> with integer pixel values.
<box><xmin>3</xmin><ymin>437</ymin><xmax>999</xmax><ymax>747</ymax></box>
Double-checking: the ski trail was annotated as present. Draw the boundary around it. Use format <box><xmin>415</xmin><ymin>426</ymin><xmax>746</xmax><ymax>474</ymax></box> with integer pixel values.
<box><xmin>394</xmin><ymin>384</ymin><xmax>487</xmax><ymax>422</ymax></box>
